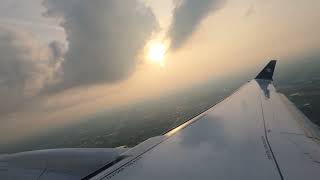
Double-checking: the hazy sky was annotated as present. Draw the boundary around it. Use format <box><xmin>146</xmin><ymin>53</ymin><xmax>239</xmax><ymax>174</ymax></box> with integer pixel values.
<box><xmin>0</xmin><ymin>0</ymin><xmax>319</xmax><ymax>145</ymax></box>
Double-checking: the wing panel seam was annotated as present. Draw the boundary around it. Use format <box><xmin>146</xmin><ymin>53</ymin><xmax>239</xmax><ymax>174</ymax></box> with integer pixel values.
<box><xmin>259</xmin><ymin>90</ymin><xmax>285</xmax><ymax>180</ymax></box>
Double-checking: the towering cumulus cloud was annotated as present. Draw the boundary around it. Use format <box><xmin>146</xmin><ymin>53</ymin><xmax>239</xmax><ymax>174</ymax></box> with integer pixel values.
<box><xmin>168</xmin><ymin>0</ymin><xmax>225</xmax><ymax>50</ymax></box>
<box><xmin>0</xmin><ymin>0</ymin><xmax>157</xmax><ymax>115</ymax></box>
<box><xmin>43</xmin><ymin>0</ymin><xmax>158</xmax><ymax>88</ymax></box>
<box><xmin>0</xmin><ymin>26</ymin><xmax>64</xmax><ymax>114</ymax></box>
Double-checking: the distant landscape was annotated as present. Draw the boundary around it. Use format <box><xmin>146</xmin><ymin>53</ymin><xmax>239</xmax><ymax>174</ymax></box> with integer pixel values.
<box><xmin>2</xmin><ymin>57</ymin><xmax>319</xmax><ymax>154</ymax></box>
<box><xmin>275</xmin><ymin>56</ymin><xmax>320</xmax><ymax>126</ymax></box>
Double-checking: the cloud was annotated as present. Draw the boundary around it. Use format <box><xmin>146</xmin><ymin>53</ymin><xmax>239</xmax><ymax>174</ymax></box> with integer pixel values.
<box><xmin>168</xmin><ymin>0</ymin><xmax>225</xmax><ymax>50</ymax></box>
<box><xmin>0</xmin><ymin>26</ymin><xmax>64</xmax><ymax>114</ymax></box>
<box><xmin>43</xmin><ymin>0</ymin><xmax>158</xmax><ymax>88</ymax></box>
<box><xmin>0</xmin><ymin>0</ymin><xmax>158</xmax><ymax>115</ymax></box>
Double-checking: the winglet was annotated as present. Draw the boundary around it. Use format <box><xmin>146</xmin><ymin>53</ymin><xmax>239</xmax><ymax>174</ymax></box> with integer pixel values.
<box><xmin>255</xmin><ymin>60</ymin><xmax>277</xmax><ymax>81</ymax></box>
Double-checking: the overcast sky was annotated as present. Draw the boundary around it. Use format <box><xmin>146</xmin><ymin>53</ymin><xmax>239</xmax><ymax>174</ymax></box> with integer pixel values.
<box><xmin>0</xmin><ymin>0</ymin><xmax>320</xmax><ymax>146</ymax></box>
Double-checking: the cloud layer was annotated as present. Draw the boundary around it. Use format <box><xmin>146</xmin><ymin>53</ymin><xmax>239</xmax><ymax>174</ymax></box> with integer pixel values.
<box><xmin>0</xmin><ymin>26</ymin><xmax>64</xmax><ymax>114</ymax></box>
<box><xmin>43</xmin><ymin>0</ymin><xmax>158</xmax><ymax>88</ymax></box>
<box><xmin>168</xmin><ymin>0</ymin><xmax>225</xmax><ymax>50</ymax></box>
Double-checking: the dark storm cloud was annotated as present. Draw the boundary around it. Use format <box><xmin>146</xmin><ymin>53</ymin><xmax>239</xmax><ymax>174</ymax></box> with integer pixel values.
<box><xmin>43</xmin><ymin>0</ymin><xmax>158</xmax><ymax>88</ymax></box>
<box><xmin>0</xmin><ymin>26</ymin><xmax>64</xmax><ymax>114</ymax></box>
<box><xmin>168</xmin><ymin>0</ymin><xmax>225</xmax><ymax>50</ymax></box>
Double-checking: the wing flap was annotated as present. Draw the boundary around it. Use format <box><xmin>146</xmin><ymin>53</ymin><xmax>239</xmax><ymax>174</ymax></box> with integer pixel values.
<box><xmin>258</xmin><ymin>79</ymin><xmax>320</xmax><ymax>180</ymax></box>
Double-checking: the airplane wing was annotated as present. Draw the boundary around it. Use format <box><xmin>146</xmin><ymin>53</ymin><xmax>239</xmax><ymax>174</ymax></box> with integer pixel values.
<box><xmin>1</xmin><ymin>61</ymin><xmax>320</xmax><ymax>180</ymax></box>
<box><xmin>88</xmin><ymin>60</ymin><xmax>320</xmax><ymax>180</ymax></box>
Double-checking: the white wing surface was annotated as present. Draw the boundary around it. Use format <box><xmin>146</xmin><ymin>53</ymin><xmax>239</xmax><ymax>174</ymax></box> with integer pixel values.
<box><xmin>90</xmin><ymin>61</ymin><xmax>320</xmax><ymax>180</ymax></box>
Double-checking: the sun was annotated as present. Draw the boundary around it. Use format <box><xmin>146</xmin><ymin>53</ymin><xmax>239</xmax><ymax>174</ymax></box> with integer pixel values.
<box><xmin>147</xmin><ymin>42</ymin><xmax>166</xmax><ymax>65</ymax></box>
